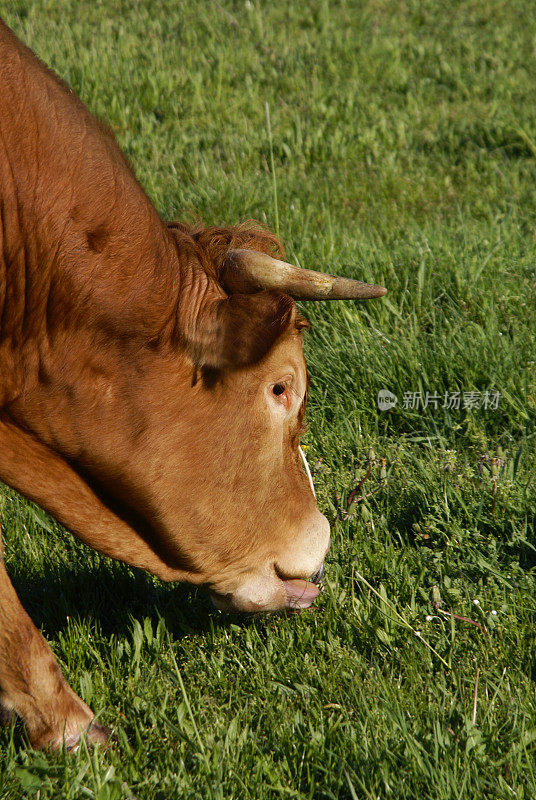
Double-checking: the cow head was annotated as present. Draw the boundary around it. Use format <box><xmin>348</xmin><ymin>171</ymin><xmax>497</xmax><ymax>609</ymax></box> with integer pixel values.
<box><xmin>124</xmin><ymin>223</ymin><xmax>387</xmax><ymax>613</ymax></box>
<box><xmin>12</xmin><ymin>221</ymin><xmax>386</xmax><ymax>616</ymax></box>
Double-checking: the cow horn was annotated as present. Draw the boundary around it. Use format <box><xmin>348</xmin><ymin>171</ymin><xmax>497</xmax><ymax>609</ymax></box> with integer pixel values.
<box><xmin>221</xmin><ymin>248</ymin><xmax>387</xmax><ymax>300</ymax></box>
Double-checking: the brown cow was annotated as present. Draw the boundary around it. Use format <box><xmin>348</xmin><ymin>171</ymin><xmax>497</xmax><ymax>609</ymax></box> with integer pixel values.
<box><xmin>0</xmin><ymin>19</ymin><xmax>386</xmax><ymax>750</ymax></box>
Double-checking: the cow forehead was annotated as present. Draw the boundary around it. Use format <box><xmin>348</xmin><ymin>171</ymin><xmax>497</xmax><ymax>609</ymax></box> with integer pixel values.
<box><xmin>254</xmin><ymin>330</ymin><xmax>307</xmax><ymax>382</ymax></box>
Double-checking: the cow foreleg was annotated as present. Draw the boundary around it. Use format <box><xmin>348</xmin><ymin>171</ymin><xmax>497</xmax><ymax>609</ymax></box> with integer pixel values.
<box><xmin>0</xmin><ymin>533</ymin><xmax>110</xmax><ymax>749</ymax></box>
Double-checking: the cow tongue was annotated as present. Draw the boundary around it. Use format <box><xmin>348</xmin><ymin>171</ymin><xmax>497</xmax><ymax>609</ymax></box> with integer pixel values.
<box><xmin>283</xmin><ymin>579</ymin><xmax>320</xmax><ymax>611</ymax></box>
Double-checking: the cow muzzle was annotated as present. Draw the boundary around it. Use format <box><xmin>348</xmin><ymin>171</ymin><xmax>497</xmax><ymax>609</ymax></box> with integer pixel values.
<box><xmin>209</xmin><ymin>533</ymin><xmax>328</xmax><ymax>615</ymax></box>
<box><xmin>210</xmin><ymin>571</ymin><xmax>324</xmax><ymax>614</ymax></box>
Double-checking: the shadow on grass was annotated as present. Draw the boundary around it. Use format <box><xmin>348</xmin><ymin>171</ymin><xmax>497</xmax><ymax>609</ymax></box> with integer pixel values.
<box><xmin>8</xmin><ymin>557</ymin><xmax>219</xmax><ymax>641</ymax></box>
<box><xmin>8</xmin><ymin>552</ymin><xmax>281</xmax><ymax>646</ymax></box>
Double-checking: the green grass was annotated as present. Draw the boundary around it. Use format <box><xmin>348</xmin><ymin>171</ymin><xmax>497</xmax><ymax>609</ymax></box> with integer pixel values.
<box><xmin>1</xmin><ymin>0</ymin><xmax>536</xmax><ymax>797</ymax></box>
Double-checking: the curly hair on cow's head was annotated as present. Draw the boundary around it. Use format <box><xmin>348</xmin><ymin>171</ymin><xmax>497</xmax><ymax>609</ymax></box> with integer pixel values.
<box><xmin>166</xmin><ymin>220</ymin><xmax>285</xmax><ymax>284</ymax></box>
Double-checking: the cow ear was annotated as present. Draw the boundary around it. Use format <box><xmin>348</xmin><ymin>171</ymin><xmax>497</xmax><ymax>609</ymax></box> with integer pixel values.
<box><xmin>187</xmin><ymin>290</ymin><xmax>296</xmax><ymax>371</ymax></box>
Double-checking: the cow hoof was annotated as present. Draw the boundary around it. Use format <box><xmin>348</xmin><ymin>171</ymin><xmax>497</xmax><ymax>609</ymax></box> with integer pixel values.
<box><xmin>64</xmin><ymin>720</ymin><xmax>115</xmax><ymax>752</ymax></box>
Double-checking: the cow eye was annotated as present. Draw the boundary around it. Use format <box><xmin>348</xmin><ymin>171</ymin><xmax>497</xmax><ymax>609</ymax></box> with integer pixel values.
<box><xmin>269</xmin><ymin>376</ymin><xmax>293</xmax><ymax>411</ymax></box>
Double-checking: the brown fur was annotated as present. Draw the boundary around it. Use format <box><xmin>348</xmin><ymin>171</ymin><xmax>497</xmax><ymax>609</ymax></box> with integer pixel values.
<box><xmin>0</xmin><ymin>19</ymin><xmax>329</xmax><ymax>749</ymax></box>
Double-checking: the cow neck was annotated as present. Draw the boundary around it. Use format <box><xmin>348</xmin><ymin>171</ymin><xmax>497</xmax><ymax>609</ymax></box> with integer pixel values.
<box><xmin>0</xmin><ymin>21</ymin><xmax>178</xmax><ymax>364</ymax></box>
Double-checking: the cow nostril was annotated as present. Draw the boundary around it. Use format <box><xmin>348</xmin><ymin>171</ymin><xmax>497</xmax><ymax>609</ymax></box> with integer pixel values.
<box><xmin>311</xmin><ymin>563</ymin><xmax>324</xmax><ymax>584</ymax></box>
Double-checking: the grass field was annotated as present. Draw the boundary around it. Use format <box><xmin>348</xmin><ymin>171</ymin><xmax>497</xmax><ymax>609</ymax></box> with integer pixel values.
<box><xmin>1</xmin><ymin>0</ymin><xmax>536</xmax><ymax>797</ymax></box>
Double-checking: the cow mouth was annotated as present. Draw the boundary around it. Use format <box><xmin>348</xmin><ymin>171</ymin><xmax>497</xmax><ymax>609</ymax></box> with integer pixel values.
<box><xmin>282</xmin><ymin>578</ymin><xmax>321</xmax><ymax>611</ymax></box>
<box><xmin>209</xmin><ymin>564</ymin><xmax>325</xmax><ymax>614</ymax></box>
<box><xmin>280</xmin><ymin>561</ymin><xmax>325</xmax><ymax>612</ymax></box>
